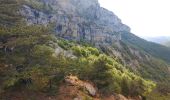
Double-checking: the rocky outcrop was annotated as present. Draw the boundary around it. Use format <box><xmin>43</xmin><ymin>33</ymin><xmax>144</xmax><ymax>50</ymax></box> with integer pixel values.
<box><xmin>64</xmin><ymin>75</ymin><xmax>142</xmax><ymax>100</ymax></box>
<box><xmin>65</xmin><ymin>75</ymin><xmax>97</xmax><ymax>97</ymax></box>
<box><xmin>20</xmin><ymin>0</ymin><xmax>130</xmax><ymax>43</ymax></box>
<box><xmin>54</xmin><ymin>46</ymin><xmax>77</xmax><ymax>59</ymax></box>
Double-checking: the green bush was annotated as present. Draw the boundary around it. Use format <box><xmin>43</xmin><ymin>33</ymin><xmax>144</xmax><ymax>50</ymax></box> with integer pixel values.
<box><xmin>0</xmin><ymin>24</ymin><xmax>156</xmax><ymax>97</ymax></box>
<box><xmin>0</xmin><ymin>0</ymin><xmax>22</xmax><ymax>26</ymax></box>
<box><xmin>58</xmin><ymin>39</ymin><xmax>73</xmax><ymax>50</ymax></box>
<box><xmin>72</xmin><ymin>46</ymin><xmax>99</xmax><ymax>57</ymax></box>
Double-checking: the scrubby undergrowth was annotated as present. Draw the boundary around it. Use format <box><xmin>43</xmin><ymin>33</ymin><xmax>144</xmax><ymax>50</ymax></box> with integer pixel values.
<box><xmin>0</xmin><ymin>25</ymin><xmax>155</xmax><ymax>99</ymax></box>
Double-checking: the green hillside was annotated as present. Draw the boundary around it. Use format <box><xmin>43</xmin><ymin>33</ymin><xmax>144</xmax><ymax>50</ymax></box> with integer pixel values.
<box><xmin>0</xmin><ymin>0</ymin><xmax>170</xmax><ymax>99</ymax></box>
<box><xmin>0</xmin><ymin>0</ymin><xmax>22</xmax><ymax>26</ymax></box>
<box><xmin>0</xmin><ymin>25</ymin><xmax>155</xmax><ymax>98</ymax></box>
<box><xmin>121</xmin><ymin>32</ymin><xmax>170</xmax><ymax>64</ymax></box>
<box><xmin>0</xmin><ymin>1</ymin><xmax>155</xmax><ymax>97</ymax></box>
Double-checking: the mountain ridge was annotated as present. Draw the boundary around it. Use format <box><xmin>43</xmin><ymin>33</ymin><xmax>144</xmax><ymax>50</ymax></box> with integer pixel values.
<box><xmin>0</xmin><ymin>0</ymin><xmax>170</xmax><ymax>99</ymax></box>
<box><xmin>144</xmin><ymin>36</ymin><xmax>170</xmax><ymax>48</ymax></box>
<box><xmin>20</xmin><ymin>0</ymin><xmax>130</xmax><ymax>43</ymax></box>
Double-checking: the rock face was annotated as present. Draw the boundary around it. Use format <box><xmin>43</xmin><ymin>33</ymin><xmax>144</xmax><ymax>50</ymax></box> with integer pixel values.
<box><xmin>64</xmin><ymin>75</ymin><xmax>142</xmax><ymax>100</ymax></box>
<box><xmin>20</xmin><ymin>0</ymin><xmax>130</xmax><ymax>43</ymax></box>
<box><xmin>19</xmin><ymin>0</ymin><xmax>170</xmax><ymax>84</ymax></box>
<box><xmin>65</xmin><ymin>75</ymin><xmax>97</xmax><ymax>97</ymax></box>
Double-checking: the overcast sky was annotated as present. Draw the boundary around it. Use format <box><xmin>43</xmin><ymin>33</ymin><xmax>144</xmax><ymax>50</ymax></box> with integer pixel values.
<box><xmin>98</xmin><ymin>0</ymin><xmax>170</xmax><ymax>37</ymax></box>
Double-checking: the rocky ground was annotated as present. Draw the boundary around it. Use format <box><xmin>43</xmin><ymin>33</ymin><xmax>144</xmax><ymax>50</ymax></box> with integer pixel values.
<box><xmin>1</xmin><ymin>75</ymin><xmax>142</xmax><ymax>100</ymax></box>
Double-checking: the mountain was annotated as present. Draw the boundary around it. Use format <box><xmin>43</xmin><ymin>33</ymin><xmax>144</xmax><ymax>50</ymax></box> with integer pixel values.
<box><xmin>122</xmin><ymin>33</ymin><xmax>170</xmax><ymax>64</ymax></box>
<box><xmin>0</xmin><ymin>0</ymin><xmax>170</xmax><ymax>99</ymax></box>
<box><xmin>164</xmin><ymin>41</ymin><xmax>170</xmax><ymax>47</ymax></box>
<box><xmin>20</xmin><ymin>0</ymin><xmax>170</xmax><ymax>80</ymax></box>
<box><xmin>144</xmin><ymin>36</ymin><xmax>170</xmax><ymax>47</ymax></box>
<box><xmin>144</xmin><ymin>36</ymin><xmax>170</xmax><ymax>44</ymax></box>
<box><xmin>20</xmin><ymin>0</ymin><xmax>130</xmax><ymax>43</ymax></box>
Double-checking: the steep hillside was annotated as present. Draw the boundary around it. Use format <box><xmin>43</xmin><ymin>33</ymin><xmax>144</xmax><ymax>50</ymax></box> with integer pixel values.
<box><xmin>0</xmin><ymin>0</ymin><xmax>170</xmax><ymax>99</ymax></box>
<box><xmin>164</xmin><ymin>41</ymin><xmax>170</xmax><ymax>47</ymax></box>
<box><xmin>144</xmin><ymin>36</ymin><xmax>170</xmax><ymax>48</ymax></box>
<box><xmin>0</xmin><ymin>0</ymin><xmax>22</xmax><ymax>26</ymax></box>
<box><xmin>18</xmin><ymin>0</ymin><xmax>170</xmax><ymax>82</ymax></box>
<box><xmin>144</xmin><ymin>36</ymin><xmax>170</xmax><ymax>44</ymax></box>
<box><xmin>20</xmin><ymin>0</ymin><xmax>130</xmax><ymax>43</ymax></box>
<box><xmin>0</xmin><ymin>25</ymin><xmax>155</xmax><ymax>99</ymax></box>
<box><xmin>121</xmin><ymin>32</ymin><xmax>170</xmax><ymax>64</ymax></box>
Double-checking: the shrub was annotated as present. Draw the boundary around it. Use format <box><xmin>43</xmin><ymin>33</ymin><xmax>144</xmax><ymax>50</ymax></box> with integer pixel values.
<box><xmin>0</xmin><ymin>25</ymin><xmax>156</xmax><ymax>97</ymax></box>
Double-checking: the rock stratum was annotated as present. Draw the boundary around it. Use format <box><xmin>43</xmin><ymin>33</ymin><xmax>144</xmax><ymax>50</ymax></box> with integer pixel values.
<box><xmin>21</xmin><ymin>0</ymin><xmax>130</xmax><ymax>43</ymax></box>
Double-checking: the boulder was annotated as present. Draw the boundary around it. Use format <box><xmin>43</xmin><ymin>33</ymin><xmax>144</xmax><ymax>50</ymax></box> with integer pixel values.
<box><xmin>65</xmin><ymin>75</ymin><xmax>97</xmax><ymax>97</ymax></box>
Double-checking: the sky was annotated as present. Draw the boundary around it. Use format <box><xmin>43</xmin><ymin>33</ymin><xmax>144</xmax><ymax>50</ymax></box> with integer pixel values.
<box><xmin>98</xmin><ymin>0</ymin><xmax>170</xmax><ymax>37</ymax></box>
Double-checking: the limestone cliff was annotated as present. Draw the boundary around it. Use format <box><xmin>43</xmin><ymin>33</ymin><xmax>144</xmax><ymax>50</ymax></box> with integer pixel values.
<box><xmin>19</xmin><ymin>0</ymin><xmax>170</xmax><ymax>82</ymax></box>
<box><xmin>20</xmin><ymin>0</ymin><xmax>130</xmax><ymax>43</ymax></box>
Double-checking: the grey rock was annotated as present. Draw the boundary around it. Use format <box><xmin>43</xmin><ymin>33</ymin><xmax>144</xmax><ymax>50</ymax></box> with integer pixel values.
<box><xmin>54</xmin><ymin>46</ymin><xmax>77</xmax><ymax>59</ymax></box>
<box><xmin>65</xmin><ymin>75</ymin><xmax>97</xmax><ymax>97</ymax></box>
<box><xmin>83</xmin><ymin>82</ymin><xmax>96</xmax><ymax>96</ymax></box>
<box><xmin>20</xmin><ymin>0</ymin><xmax>130</xmax><ymax>43</ymax></box>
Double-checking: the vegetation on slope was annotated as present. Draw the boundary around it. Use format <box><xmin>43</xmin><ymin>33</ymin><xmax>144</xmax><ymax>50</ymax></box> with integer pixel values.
<box><xmin>0</xmin><ymin>0</ymin><xmax>22</xmax><ymax>26</ymax></box>
<box><xmin>120</xmin><ymin>32</ymin><xmax>170</xmax><ymax>99</ymax></box>
<box><xmin>0</xmin><ymin>0</ymin><xmax>169</xmax><ymax>99</ymax></box>
<box><xmin>121</xmin><ymin>32</ymin><xmax>170</xmax><ymax>64</ymax></box>
<box><xmin>0</xmin><ymin>25</ymin><xmax>155</xmax><ymax>98</ymax></box>
<box><xmin>24</xmin><ymin>0</ymin><xmax>53</xmax><ymax>13</ymax></box>
<box><xmin>100</xmin><ymin>39</ymin><xmax>170</xmax><ymax>83</ymax></box>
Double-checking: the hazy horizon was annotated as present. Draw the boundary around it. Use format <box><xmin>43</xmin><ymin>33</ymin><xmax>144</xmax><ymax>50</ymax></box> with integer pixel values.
<box><xmin>99</xmin><ymin>0</ymin><xmax>170</xmax><ymax>37</ymax></box>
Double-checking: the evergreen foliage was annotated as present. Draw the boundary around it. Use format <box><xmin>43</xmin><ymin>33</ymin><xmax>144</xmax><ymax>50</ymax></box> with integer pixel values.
<box><xmin>0</xmin><ymin>0</ymin><xmax>22</xmax><ymax>26</ymax></box>
<box><xmin>121</xmin><ymin>32</ymin><xmax>170</xmax><ymax>64</ymax></box>
<box><xmin>0</xmin><ymin>25</ymin><xmax>155</xmax><ymax>98</ymax></box>
<box><xmin>0</xmin><ymin>0</ymin><xmax>169</xmax><ymax>99</ymax></box>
